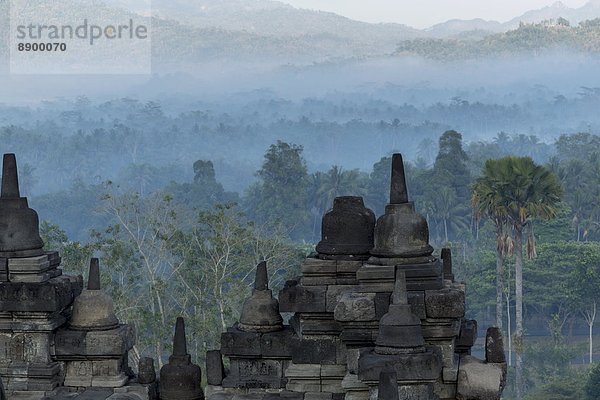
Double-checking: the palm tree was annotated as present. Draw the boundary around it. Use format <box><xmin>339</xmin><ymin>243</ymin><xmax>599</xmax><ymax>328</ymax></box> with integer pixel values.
<box><xmin>472</xmin><ymin>175</ymin><xmax>511</xmax><ymax>331</ymax></box>
<box><xmin>472</xmin><ymin>156</ymin><xmax>562</xmax><ymax>400</ymax></box>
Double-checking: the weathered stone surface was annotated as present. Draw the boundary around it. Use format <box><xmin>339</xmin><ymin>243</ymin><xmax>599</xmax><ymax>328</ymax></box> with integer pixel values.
<box><xmin>206</xmin><ymin>351</ymin><xmax>224</xmax><ymax>386</ymax></box>
<box><xmin>376</xmin><ymin>369</ymin><xmax>398</xmax><ymax>400</ymax></box>
<box><xmin>0</xmin><ymin>275</ymin><xmax>81</xmax><ymax>312</ymax></box>
<box><xmin>221</xmin><ymin>329</ymin><xmax>262</xmax><ymax>357</ymax></box>
<box><xmin>159</xmin><ymin>318</ymin><xmax>204</xmax><ymax>400</ymax></box>
<box><xmin>63</xmin><ymin>358</ymin><xmax>129</xmax><ymax>388</ymax></box>
<box><xmin>358</xmin><ymin>350</ymin><xmax>442</xmax><ymax>382</ymax></box>
<box><xmin>301</xmin><ymin>258</ymin><xmax>336</xmax><ymax>276</ymax></box>
<box><xmin>238</xmin><ymin>262</ymin><xmax>283</xmax><ymax>333</ymax></box>
<box><xmin>421</xmin><ymin>319</ymin><xmax>461</xmax><ymax>340</ymax></box>
<box><xmin>8</xmin><ymin>255</ymin><xmax>50</xmax><ymax>273</ymax></box>
<box><xmin>0</xmin><ymin>332</ymin><xmax>53</xmax><ymax>364</ymax></box>
<box><xmin>278</xmin><ymin>283</ymin><xmax>326</xmax><ymax>313</ymax></box>
<box><xmin>0</xmin><ymin>154</ymin><xmax>45</xmax><ymax>258</ymax></box>
<box><xmin>289</xmin><ymin>314</ymin><xmax>342</xmax><ymax>336</ymax></box>
<box><xmin>137</xmin><ymin>357</ymin><xmax>156</xmax><ymax>385</ymax></box>
<box><xmin>441</xmin><ymin>248</ymin><xmax>454</xmax><ymax>282</ymax></box>
<box><xmin>54</xmin><ymin>325</ymin><xmax>135</xmax><ymax>358</ymax></box>
<box><xmin>424</xmin><ymin>288</ymin><xmax>465</xmax><ymax>319</ymax></box>
<box><xmin>374</xmin><ymin>292</ymin><xmax>391</xmax><ymax>319</ymax></box>
<box><xmin>456</xmin><ymin>320</ymin><xmax>478</xmax><ymax>354</ymax></box>
<box><xmin>304</xmin><ymin>392</ymin><xmax>332</xmax><ymax>400</ymax></box>
<box><xmin>456</xmin><ymin>355</ymin><xmax>506</xmax><ymax>400</ymax></box>
<box><xmin>260</xmin><ymin>327</ymin><xmax>295</xmax><ymax>358</ymax></box>
<box><xmin>333</xmin><ymin>293</ymin><xmax>375</xmax><ymax>322</ymax></box>
<box><xmin>485</xmin><ymin>327</ymin><xmax>505</xmax><ymax>364</ymax></box>
<box><xmin>290</xmin><ymin>338</ymin><xmax>337</xmax><ymax>364</ymax></box>
<box><xmin>224</xmin><ymin>359</ymin><xmax>288</xmax><ymax>389</ymax></box>
<box><xmin>326</xmin><ymin>285</ymin><xmax>357</xmax><ymax>313</ymax></box>
<box><xmin>316</xmin><ymin>196</ymin><xmax>375</xmax><ymax>256</ymax></box>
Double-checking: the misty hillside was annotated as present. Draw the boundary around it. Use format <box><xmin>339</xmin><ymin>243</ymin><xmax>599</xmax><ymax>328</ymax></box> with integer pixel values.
<box><xmin>426</xmin><ymin>1</ymin><xmax>600</xmax><ymax>37</ymax></box>
<box><xmin>396</xmin><ymin>19</ymin><xmax>600</xmax><ymax>60</ymax></box>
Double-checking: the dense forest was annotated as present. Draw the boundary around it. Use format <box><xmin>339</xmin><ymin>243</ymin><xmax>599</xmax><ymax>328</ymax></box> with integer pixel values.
<box><xmin>8</xmin><ymin>121</ymin><xmax>598</xmax><ymax>399</ymax></box>
<box><xmin>2</xmin><ymin>1</ymin><xmax>600</xmax><ymax>398</ymax></box>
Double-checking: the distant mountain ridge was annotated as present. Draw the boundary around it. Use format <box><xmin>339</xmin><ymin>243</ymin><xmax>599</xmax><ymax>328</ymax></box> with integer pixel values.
<box><xmin>428</xmin><ymin>1</ymin><xmax>600</xmax><ymax>37</ymax></box>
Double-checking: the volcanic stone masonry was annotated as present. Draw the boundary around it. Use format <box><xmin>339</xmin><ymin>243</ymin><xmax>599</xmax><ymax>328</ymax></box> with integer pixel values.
<box><xmin>206</xmin><ymin>153</ymin><xmax>506</xmax><ymax>400</ymax></box>
<box><xmin>0</xmin><ymin>151</ymin><xmax>506</xmax><ymax>400</ymax></box>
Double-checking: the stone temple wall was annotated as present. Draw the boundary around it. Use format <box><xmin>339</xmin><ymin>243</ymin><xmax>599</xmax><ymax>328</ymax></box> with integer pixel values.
<box><xmin>0</xmin><ymin>152</ymin><xmax>506</xmax><ymax>400</ymax></box>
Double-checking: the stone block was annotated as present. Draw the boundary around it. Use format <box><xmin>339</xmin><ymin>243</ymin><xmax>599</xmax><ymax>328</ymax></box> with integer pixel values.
<box><xmin>0</xmin><ymin>331</ymin><xmax>53</xmax><ymax>364</ymax></box>
<box><xmin>0</xmin><ymin>258</ymin><xmax>8</xmax><ymax>282</ymax></box>
<box><xmin>334</xmin><ymin>293</ymin><xmax>376</xmax><ymax>322</ymax></box>
<box><xmin>456</xmin><ymin>355</ymin><xmax>506</xmax><ymax>400</ymax></box>
<box><xmin>435</xmin><ymin>381</ymin><xmax>457</xmax><ymax>399</ymax></box>
<box><xmin>326</xmin><ymin>285</ymin><xmax>357</xmax><ymax>313</ymax></box>
<box><xmin>408</xmin><ymin>291</ymin><xmax>427</xmax><ymax>320</ymax></box>
<box><xmin>422</xmin><ymin>319</ymin><xmax>461</xmax><ymax>340</ymax></box>
<box><xmin>285</xmin><ymin>363</ymin><xmax>321</xmax><ymax>378</ymax></box>
<box><xmin>64</xmin><ymin>358</ymin><xmax>129</xmax><ymax>388</ymax></box>
<box><xmin>0</xmin><ymin>275</ymin><xmax>82</xmax><ymax>313</ymax></box>
<box><xmin>336</xmin><ymin>260</ymin><xmax>362</xmax><ymax>273</ymax></box>
<box><xmin>358</xmin><ymin>349</ymin><xmax>442</xmax><ymax>382</ymax></box>
<box><xmin>54</xmin><ymin>325</ymin><xmax>135</xmax><ymax>359</ymax></box>
<box><xmin>356</xmin><ymin>265</ymin><xmax>395</xmax><ymax>282</ymax></box>
<box><xmin>0</xmin><ymin>311</ymin><xmax>66</xmax><ymax>331</ymax></box>
<box><xmin>7</xmin><ymin>255</ymin><xmax>50</xmax><ymax>273</ymax></box>
<box><xmin>321</xmin><ymin>364</ymin><xmax>346</xmax><ymax>378</ymax></box>
<box><xmin>369</xmin><ymin>384</ymin><xmax>436</xmax><ymax>400</ymax></box>
<box><xmin>285</xmin><ymin>382</ymin><xmax>321</xmax><ymax>393</ymax></box>
<box><xmin>207</xmin><ymin>350</ymin><xmax>225</xmax><ymax>385</ymax></box>
<box><xmin>302</xmin><ymin>258</ymin><xmax>336</xmax><ymax>275</ymax></box>
<box><xmin>374</xmin><ymin>292</ymin><xmax>390</xmax><ymax>319</ymax></box>
<box><xmin>221</xmin><ymin>329</ymin><xmax>262</xmax><ymax>357</ymax></box>
<box><xmin>485</xmin><ymin>327</ymin><xmax>505</xmax><ymax>364</ymax></box>
<box><xmin>290</xmin><ymin>338</ymin><xmax>337</xmax><ymax>364</ymax></box>
<box><xmin>456</xmin><ymin>320</ymin><xmax>478</xmax><ymax>354</ymax></box>
<box><xmin>424</xmin><ymin>288</ymin><xmax>465</xmax><ymax>319</ymax></box>
<box><xmin>304</xmin><ymin>392</ymin><xmax>332</xmax><ymax>400</ymax></box>
<box><xmin>224</xmin><ymin>359</ymin><xmax>288</xmax><ymax>389</ymax></box>
<box><xmin>321</xmin><ymin>380</ymin><xmax>344</xmax><ymax>393</ymax></box>
<box><xmin>301</xmin><ymin>277</ymin><xmax>336</xmax><ymax>286</ymax></box>
<box><xmin>260</xmin><ymin>326</ymin><xmax>296</xmax><ymax>358</ymax></box>
<box><xmin>278</xmin><ymin>284</ymin><xmax>327</xmax><ymax>313</ymax></box>
<box><xmin>9</xmin><ymin>269</ymin><xmax>62</xmax><ymax>283</ymax></box>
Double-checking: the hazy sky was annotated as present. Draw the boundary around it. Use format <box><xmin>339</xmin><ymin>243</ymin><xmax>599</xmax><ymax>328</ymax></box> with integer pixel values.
<box><xmin>279</xmin><ymin>0</ymin><xmax>590</xmax><ymax>28</ymax></box>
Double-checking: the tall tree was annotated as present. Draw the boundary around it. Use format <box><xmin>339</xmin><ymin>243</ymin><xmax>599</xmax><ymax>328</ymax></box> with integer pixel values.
<box><xmin>473</xmin><ymin>156</ymin><xmax>562</xmax><ymax>400</ymax></box>
<box><xmin>472</xmin><ymin>175</ymin><xmax>512</xmax><ymax>330</ymax></box>
<box><xmin>245</xmin><ymin>141</ymin><xmax>310</xmax><ymax>240</ymax></box>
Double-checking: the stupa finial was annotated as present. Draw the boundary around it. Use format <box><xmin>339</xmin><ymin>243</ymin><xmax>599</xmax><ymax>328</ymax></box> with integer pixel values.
<box><xmin>173</xmin><ymin>317</ymin><xmax>188</xmax><ymax>357</ymax></box>
<box><xmin>87</xmin><ymin>258</ymin><xmax>101</xmax><ymax>290</ymax></box>
<box><xmin>390</xmin><ymin>153</ymin><xmax>408</xmax><ymax>204</ymax></box>
<box><xmin>255</xmin><ymin>261</ymin><xmax>268</xmax><ymax>291</ymax></box>
<box><xmin>1</xmin><ymin>154</ymin><xmax>20</xmax><ymax>199</ymax></box>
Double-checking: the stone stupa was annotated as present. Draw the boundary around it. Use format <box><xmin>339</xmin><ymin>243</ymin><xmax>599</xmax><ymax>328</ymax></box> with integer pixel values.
<box><xmin>159</xmin><ymin>317</ymin><xmax>204</xmax><ymax>400</ymax></box>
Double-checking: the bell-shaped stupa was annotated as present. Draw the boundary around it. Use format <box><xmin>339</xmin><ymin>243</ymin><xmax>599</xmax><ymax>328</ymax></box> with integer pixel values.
<box><xmin>0</xmin><ymin>154</ymin><xmax>44</xmax><ymax>258</ymax></box>
<box><xmin>159</xmin><ymin>317</ymin><xmax>204</xmax><ymax>400</ymax></box>
<box><xmin>375</xmin><ymin>271</ymin><xmax>425</xmax><ymax>354</ymax></box>
<box><xmin>316</xmin><ymin>196</ymin><xmax>375</xmax><ymax>258</ymax></box>
<box><xmin>70</xmin><ymin>258</ymin><xmax>119</xmax><ymax>331</ymax></box>
<box><xmin>238</xmin><ymin>261</ymin><xmax>283</xmax><ymax>333</ymax></box>
<box><xmin>370</xmin><ymin>154</ymin><xmax>433</xmax><ymax>260</ymax></box>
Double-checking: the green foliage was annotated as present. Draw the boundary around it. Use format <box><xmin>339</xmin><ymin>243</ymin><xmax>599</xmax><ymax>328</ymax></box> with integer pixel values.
<box><xmin>245</xmin><ymin>141</ymin><xmax>310</xmax><ymax>240</ymax></box>
<box><xmin>586</xmin><ymin>363</ymin><xmax>600</xmax><ymax>399</ymax></box>
<box><xmin>396</xmin><ymin>19</ymin><xmax>600</xmax><ymax>60</ymax></box>
<box><xmin>524</xmin><ymin>370</ymin><xmax>587</xmax><ymax>400</ymax></box>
